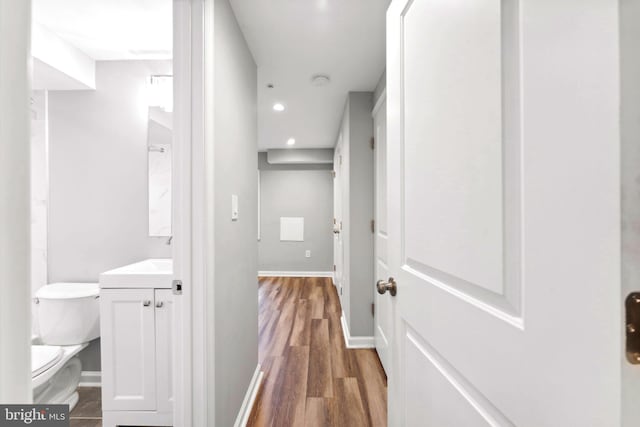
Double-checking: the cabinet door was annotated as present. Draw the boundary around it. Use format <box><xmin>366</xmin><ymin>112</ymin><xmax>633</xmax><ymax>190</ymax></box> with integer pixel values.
<box><xmin>100</xmin><ymin>289</ymin><xmax>156</xmax><ymax>411</ymax></box>
<box><xmin>154</xmin><ymin>289</ymin><xmax>174</xmax><ymax>413</ymax></box>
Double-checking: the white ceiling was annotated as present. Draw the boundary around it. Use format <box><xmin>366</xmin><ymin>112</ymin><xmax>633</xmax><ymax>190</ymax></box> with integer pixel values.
<box><xmin>230</xmin><ymin>0</ymin><xmax>390</xmax><ymax>150</ymax></box>
<box><xmin>33</xmin><ymin>0</ymin><xmax>172</xmax><ymax>61</ymax></box>
<box><xmin>33</xmin><ymin>0</ymin><xmax>387</xmax><ymax>149</ymax></box>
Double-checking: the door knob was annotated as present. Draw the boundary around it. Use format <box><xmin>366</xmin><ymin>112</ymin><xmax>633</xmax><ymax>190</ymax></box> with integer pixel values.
<box><xmin>143</xmin><ymin>300</ymin><xmax>152</xmax><ymax>307</ymax></box>
<box><xmin>156</xmin><ymin>301</ymin><xmax>164</xmax><ymax>308</ymax></box>
<box><xmin>377</xmin><ymin>277</ymin><xmax>397</xmax><ymax>296</ymax></box>
<box><xmin>333</xmin><ymin>229</ymin><xmax>340</xmax><ymax>234</ymax></box>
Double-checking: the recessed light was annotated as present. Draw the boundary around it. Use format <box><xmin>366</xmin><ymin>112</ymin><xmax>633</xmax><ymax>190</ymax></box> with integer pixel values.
<box><xmin>287</xmin><ymin>138</ymin><xmax>296</xmax><ymax>146</ymax></box>
<box><xmin>273</xmin><ymin>103</ymin><xmax>285</xmax><ymax>112</ymax></box>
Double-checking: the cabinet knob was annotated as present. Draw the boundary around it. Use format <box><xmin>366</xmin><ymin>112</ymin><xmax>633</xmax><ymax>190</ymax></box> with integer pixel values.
<box><xmin>156</xmin><ymin>301</ymin><xmax>164</xmax><ymax>308</ymax></box>
<box><xmin>143</xmin><ymin>300</ymin><xmax>151</xmax><ymax>307</ymax></box>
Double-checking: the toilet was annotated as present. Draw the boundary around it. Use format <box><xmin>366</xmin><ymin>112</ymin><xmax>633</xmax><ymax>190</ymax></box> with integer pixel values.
<box><xmin>32</xmin><ymin>282</ymin><xmax>100</xmax><ymax>410</ymax></box>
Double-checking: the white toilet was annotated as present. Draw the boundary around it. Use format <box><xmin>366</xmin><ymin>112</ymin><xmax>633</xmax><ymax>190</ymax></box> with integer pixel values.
<box><xmin>32</xmin><ymin>282</ymin><xmax>100</xmax><ymax>410</ymax></box>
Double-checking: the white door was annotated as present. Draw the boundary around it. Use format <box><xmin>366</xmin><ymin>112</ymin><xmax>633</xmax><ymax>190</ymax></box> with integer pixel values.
<box><xmin>155</xmin><ymin>289</ymin><xmax>174</xmax><ymax>413</ymax></box>
<box><xmin>385</xmin><ymin>0</ymin><xmax>623</xmax><ymax>426</ymax></box>
<box><xmin>373</xmin><ymin>96</ymin><xmax>392</xmax><ymax>374</ymax></box>
<box><xmin>333</xmin><ymin>140</ymin><xmax>345</xmax><ymax>296</ymax></box>
<box><xmin>101</xmin><ymin>289</ymin><xmax>157</xmax><ymax>411</ymax></box>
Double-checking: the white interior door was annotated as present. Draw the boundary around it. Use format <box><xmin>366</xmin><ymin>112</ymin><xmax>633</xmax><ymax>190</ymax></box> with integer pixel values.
<box><xmin>333</xmin><ymin>141</ymin><xmax>344</xmax><ymax>295</ymax></box>
<box><xmin>385</xmin><ymin>0</ymin><xmax>622</xmax><ymax>426</ymax></box>
<box><xmin>373</xmin><ymin>96</ymin><xmax>392</xmax><ymax>374</ymax></box>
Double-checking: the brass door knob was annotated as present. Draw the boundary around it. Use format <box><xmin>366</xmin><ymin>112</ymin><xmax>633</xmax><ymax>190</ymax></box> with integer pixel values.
<box><xmin>377</xmin><ymin>277</ymin><xmax>397</xmax><ymax>296</ymax></box>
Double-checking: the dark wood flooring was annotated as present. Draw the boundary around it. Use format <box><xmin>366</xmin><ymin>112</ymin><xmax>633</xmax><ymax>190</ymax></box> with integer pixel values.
<box><xmin>247</xmin><ymin>277</ymin><xmax>387</xmax><ymax>427</ymax></box>
<box><xmin>70</xmin><ymin>387</ymin><xmax>102</xmax><ymax>426</ymax></box>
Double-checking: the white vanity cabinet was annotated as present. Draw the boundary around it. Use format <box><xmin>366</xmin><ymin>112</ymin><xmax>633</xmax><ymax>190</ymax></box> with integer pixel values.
<box><xmin>99</xmin><ymin>259</ymin><xmax>174</xmax><ymax>427</ymax></box>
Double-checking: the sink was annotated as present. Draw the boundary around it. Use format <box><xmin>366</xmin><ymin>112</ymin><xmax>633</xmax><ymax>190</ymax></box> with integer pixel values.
<box><xmin>99</xmin><ymin>258</ymin><xmax>173</xmax><ymax>289</ymax></box>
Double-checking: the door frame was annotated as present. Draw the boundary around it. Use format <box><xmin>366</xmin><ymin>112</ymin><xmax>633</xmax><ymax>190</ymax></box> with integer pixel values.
<box><xmin>0</xmin><ymin>0</ymin><xmax>32</xmax><ymax>404</ymax></box>
<box><xmin>172</xmin><ymin>0</ymin><xmax>213</xmax><ymax>425</ymax></box>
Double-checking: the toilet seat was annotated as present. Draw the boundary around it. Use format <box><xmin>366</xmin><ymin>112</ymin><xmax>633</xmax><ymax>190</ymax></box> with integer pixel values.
<box><xmin>32</xmin><ymin>345</ymin><xmax>63</xmax><ymax>378</ymax></box>
<box><xmin>32</xmin><ymin>343</ymin><xmax>88</xmax><ymax>411</ymax></box>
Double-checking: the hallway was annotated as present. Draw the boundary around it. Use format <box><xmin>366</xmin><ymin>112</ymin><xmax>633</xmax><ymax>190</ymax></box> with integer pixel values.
<box><xmin>247</xmin><ymin>277</ymin><xmax>387</xmax><ymax>427</ymax></box>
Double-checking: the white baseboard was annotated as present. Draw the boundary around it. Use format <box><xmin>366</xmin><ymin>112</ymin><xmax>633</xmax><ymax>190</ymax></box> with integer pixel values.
<box><xmin>79</xmin><ymin>371</ymin><xmax>101</xmax><ymax>387</ymax></box>
<box><xmin>340</xmin><ymin>311</ymin><xmax>375</xmax><ymax>349</ymax></box>
<box><xmin>258</xmin><ymin>271</ymin><xmax>334</xmax><ymax>278</ymax></box>
<box><xmin>234</xmin><ymin>364</ymin><xmax>264</xmax><ymax>427</ymax></box>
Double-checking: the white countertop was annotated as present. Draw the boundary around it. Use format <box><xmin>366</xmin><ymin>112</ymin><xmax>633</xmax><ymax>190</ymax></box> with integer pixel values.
<box><xmin>99</xmin><ymin>258</ymin><xmax>173</xmax><ymax>289</ymax></box>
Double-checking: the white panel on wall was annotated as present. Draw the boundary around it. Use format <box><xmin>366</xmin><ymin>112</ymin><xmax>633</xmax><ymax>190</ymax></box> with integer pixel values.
<box><xmin>280</xmin><ymin>217</ymin><xmax>304</xmax><ymax>241</ymax></box>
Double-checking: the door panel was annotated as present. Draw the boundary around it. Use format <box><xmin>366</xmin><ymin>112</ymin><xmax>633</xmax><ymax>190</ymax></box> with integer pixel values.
<box><xmin>404</xmin><ymin>0</ymin><xmax>504</xmax><ymax>295</ymax></box>
<box><xmin>404</xmin><ymin>328</ymin><xmax>513</xmax><ymax>427</ymax></box>
<box><xmin>101</xmin><ymin>289</ymin><xmax>156</xmax><ymax>411</ymax></box>
<box><xmin>386</xmin><ymin>0</ymin><xmax>621</xmax><ymax>426</ymax></box>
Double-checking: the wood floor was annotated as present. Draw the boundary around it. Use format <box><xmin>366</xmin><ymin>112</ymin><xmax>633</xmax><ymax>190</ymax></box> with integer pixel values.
<box><xmin>247</xmin><ymin>276</ymin><xmax>387</xmax><ymax>427</ymax></box>
<box><xmin>70</xmin><ymin>387</ymin><xmax>102</xmax><ymax>427</ymax></box>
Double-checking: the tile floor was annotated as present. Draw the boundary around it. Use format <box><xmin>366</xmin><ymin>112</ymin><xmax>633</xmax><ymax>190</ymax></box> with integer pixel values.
<box><xmin>70</xmin><ymin>387</ymin><xmax>102</xmax><ymax>427</ymax></box>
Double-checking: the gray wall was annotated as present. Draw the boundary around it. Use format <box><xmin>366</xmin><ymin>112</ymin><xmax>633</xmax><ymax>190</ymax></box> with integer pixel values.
<box><xmin>48</xmin><ymin>60</ymin><xmax>173</xmax><ymax>371</ymax></box>
<box><xmin>346</xmin><ymin>93</ymin><xmax>375</xmax><ymax>337</ymax></box>
<box><xmin>211</xmin><ymin>0</ymin><xmax>259</xmax><ymax>425</ymax></box>
<box><xmin>335</xmin><ymin>92</ymin><xmax>375</xmax><ymax>337</ymax></box>
<box><xmin>621</xmin><ymin>2</ymin><xmax>640</xmax><ymax>423</ymax></box>
<box><xmin>373</xmin><ymin>70</ymin><xmax>386</xmax><ymax>106</ymax></box>
<box><xmin>258</xmin><ymin>152</ymin><xmax>333</xmax><ymax>272</ymax></box>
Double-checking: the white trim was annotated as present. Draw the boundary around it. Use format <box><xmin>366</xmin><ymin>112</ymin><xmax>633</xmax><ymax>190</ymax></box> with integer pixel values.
<box><xmin>0</xmin><ymin>0</ymin><xmax>31</xmax><ymax>403</ymax></box>
<box><xmin>233</xmin><ymin>365</ymin><xmax>264</xmax><ymax>427</ymax></box>
<box><xmin>172</xmin><ymin>0</ymin><xmax>196</xmax><ymax>425</ymax></box>
<box><xmin>103</xmin><ymin>410</ymin><xmax>172</xmax><ymax>427</ymax></box>
<box><xmin>340</xmin><ymin>311</ymin><xmax>375</xmax><ymax>349</ymax></box>
<box><xmin>371</xmin><ymin>88</ymin><xmax>387</xmax><ymax>117</ymax></box>
<box><xmin>258</xmin><ymin>271</ymin><xmax>334</xmax><ymax>278</ymax></box>
<box><xmin>79</xmin><ymin>371</ymin><xmax>101</xmax><ymax>387</ymax></box>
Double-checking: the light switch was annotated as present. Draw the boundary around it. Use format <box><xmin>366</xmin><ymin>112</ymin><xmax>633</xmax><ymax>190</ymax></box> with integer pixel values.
<box><xmin>305</xmin><ymin>250</ymin><xmax>311</xmax><ymax>258</ymax></box>
<box><xmin>231</xmin><ymin>194</ymin><xmax>239</xmax><ymax>221</ymax></box>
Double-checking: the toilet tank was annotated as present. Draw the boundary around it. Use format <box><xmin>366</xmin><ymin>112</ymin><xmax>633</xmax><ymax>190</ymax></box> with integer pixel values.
<box><xmin>35</xmin><ymin>283</ymin><xmax>100</xmax><ymax>345</ymax></box>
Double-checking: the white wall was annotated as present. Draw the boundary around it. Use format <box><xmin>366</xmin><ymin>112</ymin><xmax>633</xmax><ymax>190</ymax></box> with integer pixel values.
<box><xmin>621</xmin><ymin>2</ymin><xmax>640</xmax><ymax>424</ymax></box>
<box><xmin>48</xmin><ymin>60</ymin><xmax>173</xmax><ymax>370</ymax></box>
<box><xmin>210</xmin><ymin>0</ymin><xmax>259</xmax><ymax>424</ymax></box>
<box><xmin>258</xmin><ymin>152</ymin><xmax>334</xmax><ymax>273</ymax></box>
<box><xmin>48</xmin><ymin>60</ymin><xmax>172</xmax><ymax>283</ymax></box>
<box><xmin>0</xmin><ymin>0</ymin><xmax>32</xmax><ymax>403</ymax></box>
<box><xmin>31</xmin><ymin>91</ymin><xmax>48</xmax><ymax>298</ymax></box>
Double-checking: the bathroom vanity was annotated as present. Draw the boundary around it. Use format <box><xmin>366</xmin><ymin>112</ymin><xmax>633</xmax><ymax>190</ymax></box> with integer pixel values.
<box><xmin>99</xmin><ymin>259</ymin><xmax>174</xmax><ymax>427</ymax></box>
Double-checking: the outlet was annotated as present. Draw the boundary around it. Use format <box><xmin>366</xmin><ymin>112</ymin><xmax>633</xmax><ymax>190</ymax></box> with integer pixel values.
<box><xmin>305</xmin><ymin>250</ymin><xmax>311</xmax><ymax>258</ymax></box>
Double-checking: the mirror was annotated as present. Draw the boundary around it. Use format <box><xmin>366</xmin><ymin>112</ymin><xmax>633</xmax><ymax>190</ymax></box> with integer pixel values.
<box><xmin>148</xmin><ymin>106</ymin><xmax>172</xmax><ymax>237</ymax></box>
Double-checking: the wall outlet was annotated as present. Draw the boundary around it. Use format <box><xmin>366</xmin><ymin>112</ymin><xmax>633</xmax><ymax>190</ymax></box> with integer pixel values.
<box><xmin>305</xmin><ymin>250</ymin><xmax>311</xmax><ymax>258</ymax></box>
